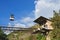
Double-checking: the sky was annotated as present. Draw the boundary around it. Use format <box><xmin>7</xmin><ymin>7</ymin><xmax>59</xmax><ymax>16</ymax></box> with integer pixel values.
<box><xmin>0</xmin><ymin>0</ymin><xmax>35</xmax><ymax>27</ymax></box>
<box><xmin>0</xmin><ymin>0</ymin><xmax>60</xmax><ymax>28</ymax></box>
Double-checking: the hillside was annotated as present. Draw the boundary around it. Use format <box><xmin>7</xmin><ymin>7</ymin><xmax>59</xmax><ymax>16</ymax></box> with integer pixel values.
<box><xmin>7</xmin><ymin>24</ymin><xmax>44</xmax><ymax>40</ymax></box>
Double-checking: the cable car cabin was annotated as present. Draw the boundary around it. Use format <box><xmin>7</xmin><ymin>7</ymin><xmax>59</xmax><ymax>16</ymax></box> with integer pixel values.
<box><xmin>10</xmin><ymin>14</ymin><xmax>14</xmax><ymax>21</ymax></box>
<box><xmin>33</xmin><ymin>16</ymin><xmax>53</xmax><ymax>35</ymax></box>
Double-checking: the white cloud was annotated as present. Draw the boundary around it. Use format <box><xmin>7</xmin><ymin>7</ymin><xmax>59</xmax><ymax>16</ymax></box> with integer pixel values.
<box><xmin>34</xmin><ymin>0</ymin><xmax>60</xmax><ymax>18</ymax></box>
<box><xmin>21</xmin><ymin>17</ymin><xmax>34</xmax><ymax>23</ymax></box>
<box><xmin>20</xmin><ymin>17</ymin><xmax>35</xmax><ymax>27</ymax></box>
<box><xmin>14</xmin><ymin>23</ymin><xmax>26</xmax><ymax>28</ymax></box>
<box><xmin>21</xmin><ymin>17</ymin><xmax>32</xmax><ymax>23</ymax></box>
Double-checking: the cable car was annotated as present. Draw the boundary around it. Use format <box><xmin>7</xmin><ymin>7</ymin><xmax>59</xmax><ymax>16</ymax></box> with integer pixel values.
<box><xmin>10</xmin><ymin>14</ymin><xmax>14</xmax><ymax>21</ymax></box>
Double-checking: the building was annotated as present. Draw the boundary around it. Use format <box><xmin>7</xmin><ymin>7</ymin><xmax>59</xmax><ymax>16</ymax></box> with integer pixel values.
<box><xmin>33</xmin><ymin>16</ymin><xmax>54</xmax><ymax>40</ymax></box>
<box><xmin>34</xmin><ymin>16</ymin><xmax>53</xmax><ymax>30</ymax></box>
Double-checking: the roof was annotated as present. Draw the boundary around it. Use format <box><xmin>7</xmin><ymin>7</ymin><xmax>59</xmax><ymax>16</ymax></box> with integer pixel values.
<box><xmin>34</xmin><ymin>16</ymin><xmax>51</xmax><ymax>25</ymax></box>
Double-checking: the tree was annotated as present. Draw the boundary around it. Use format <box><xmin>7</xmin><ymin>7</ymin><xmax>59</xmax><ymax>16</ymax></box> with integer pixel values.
<box><xmin>51</xmin><ymin>10</ymin><xmax>60</xmax><ymax>40</ymax></box>
<box><xmin>0</xmin><ymin>27</ymin><xmax>8</xmax><ymax>40</ymax></box>
<box><xmin>37</xmin><ymin>34</ymin><xmax>42</xmax><ymax>40</ymax></box>
<box><xmin>36</xmin><ymin>33</ymin><xmax>46</xmax><ymax>40</ymax></box>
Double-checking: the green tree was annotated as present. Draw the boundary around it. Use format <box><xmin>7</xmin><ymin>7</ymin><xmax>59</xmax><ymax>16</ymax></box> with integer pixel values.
<box><xmin>37</xmin><ymin>34</ymin><xmax>42</xmax><ymax>40</ymax></box>
<box><xmin>0</xmin><ymin>27</ymin><xmax>8</xmax><ymax>40</ymax></box>
<box><xmin>37</xmin><ymin>33</ymin><xmax>46</xmax><ymax>40</ymax></box>
<box><xmin>51</xmin><ymin>10</ymin><xmax>60</xmax><ymax>40</ymax></box>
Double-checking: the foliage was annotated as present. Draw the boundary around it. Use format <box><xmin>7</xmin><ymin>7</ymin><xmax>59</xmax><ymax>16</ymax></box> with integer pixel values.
<box><xmin>37</xmin><ymin>34</ymin><xmax>42</xmax><ymax>40</ymax></box>
<box><xmin>0</xmin><ymin>27</ymin><xmax>8</xmax><ymax>40</ymax></box>
<box><xmin>36</xmin><ymin>33</ymin><xmax>46</xmax><ymax>40</ymax></box>
<box><xmin>51</xmin><ymin>10</ymin><xmax>60</xmax><ymax>40</ymax></box>
<box><xmin>31</xmin><ymin>24</ymin><xmax>41</xmax><ymax>28</ymax></box>
<box><xmin>41</xmin><ymin>35</ymin><xmax>46</xmax><ymax>40</ymax></box>
<box><xmin>7</xmin><ymin>24</ymin><xmax>43</xmax><ymax>40</ymax></box>
<box><xmin>29</xmin><ymin>35</ymin><xmax>33</xmax><ymax>40</ymax></box>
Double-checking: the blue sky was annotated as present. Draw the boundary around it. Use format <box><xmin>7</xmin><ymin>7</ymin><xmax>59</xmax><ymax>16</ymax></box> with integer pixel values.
<box><xmin>0</xmin><ymin>0</ymin><xmax>60</xmax><ymax>27</ymax></box>
<box><xmin>0</xmin><ymin>0</ymin><xmax>35</xmax><ymax>26</ymax></box>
